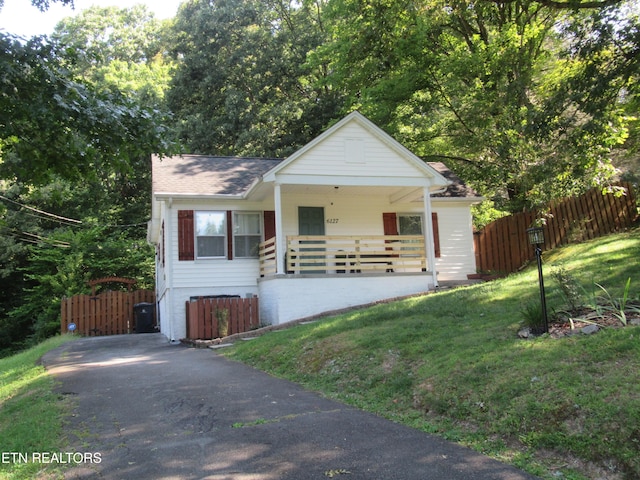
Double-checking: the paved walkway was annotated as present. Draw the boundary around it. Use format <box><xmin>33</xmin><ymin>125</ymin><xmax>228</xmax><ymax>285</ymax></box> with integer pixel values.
<box><xmin>42</xmin><ymin>334</ymin><xmax>538</xmax><ymax>479</ymax></box>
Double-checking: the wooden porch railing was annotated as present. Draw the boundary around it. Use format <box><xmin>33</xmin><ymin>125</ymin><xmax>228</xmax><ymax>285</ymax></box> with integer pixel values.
<box><xmin>287</xmin><ymin>235</ymin><xmax>427</xmax><ymax>274</ymax></box>
<box><xmin>257</xmin><ymin>235</ymin><xmax>428</xmax><ymax>275</ymax></box>
<box><xmin>259</xmin><ymin>236</ymin><xmax>277</xmax><ymax>276</ymax></box>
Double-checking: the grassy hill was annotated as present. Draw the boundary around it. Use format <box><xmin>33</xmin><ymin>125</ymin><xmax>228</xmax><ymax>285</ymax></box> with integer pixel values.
<box><xmin>224</xmin><ymin>228</ymin><xmax>640</xmax><ymax>480</ymax></box>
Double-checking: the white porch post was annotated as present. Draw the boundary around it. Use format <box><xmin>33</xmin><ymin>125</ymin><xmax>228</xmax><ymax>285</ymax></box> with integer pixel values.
<box><xmin>423</xmin><ymin>187</ymin><xmax>439</xmax><ymax>288</ymax></box>
<box><xmin>274</xmin><ymin>183</ymin><xmax>285</xmax><ymax>275</ymax></box>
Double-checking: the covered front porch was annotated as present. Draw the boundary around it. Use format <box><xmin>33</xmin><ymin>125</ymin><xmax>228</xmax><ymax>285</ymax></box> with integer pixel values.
<box><xmin>252</xmin><ymin>112</ymin><xmax>453</xmax><ymax>325</ymax></box>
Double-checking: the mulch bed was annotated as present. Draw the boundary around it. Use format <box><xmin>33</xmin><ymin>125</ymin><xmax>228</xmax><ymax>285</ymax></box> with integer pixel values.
<box><xmin>547</xmin><ymin>306</ymin><xmax>640</xmax><ymax>338</ymax></box>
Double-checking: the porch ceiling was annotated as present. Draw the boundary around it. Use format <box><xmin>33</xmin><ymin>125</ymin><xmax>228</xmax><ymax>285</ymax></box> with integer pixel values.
<box><xmin>283</xmin><ymin>183</ymin><xmax>418</xmax><ymax>198</ymax></box>
<box><xmin>249</xmin><ymin>183</ymin><xmax>424</xmax><ymax>203</ymax></box>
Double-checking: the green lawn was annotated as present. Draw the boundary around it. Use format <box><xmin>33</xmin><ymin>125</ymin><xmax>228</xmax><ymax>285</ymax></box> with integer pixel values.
<box><xmin>224</xmin><ymin>228</ymin><xmax>640</xmax><ymax>480</ymax></box>
<box><xmin>1</xmin><ymin>230</ymin><xmax>638</xmax><ymax>479</ymax></box>
<box><xmin>0</xmin><ymin>335</ymin><xmax>77</xmax><ymax>480</ymax></box>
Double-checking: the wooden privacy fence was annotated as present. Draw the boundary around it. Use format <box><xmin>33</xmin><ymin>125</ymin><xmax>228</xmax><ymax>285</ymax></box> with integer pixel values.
<box><xmin>474</xmin><ymin>182</ymin><xmax>637</xmax><ymax>274</ymax></box>
<box><xmin>61</xmin><ymin>289</ymin><xmax>155</xmax><ymax>336</ymax></box>
<box><xmin>186</xmin><ymin>296</ymin><xmax>259</xmax><ymax>340</ymax></box>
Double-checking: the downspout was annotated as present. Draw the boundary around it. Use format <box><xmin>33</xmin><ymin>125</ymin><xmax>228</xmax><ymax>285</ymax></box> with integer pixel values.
<box><xmin>165</xmin><ymin>197</ymin><xmax>176</xmax><ymax>342</ymax></box>
<box><xmin>423</xmin><ymin>187</ymin><xmax>439</xmax><ymax>288</ymax></box>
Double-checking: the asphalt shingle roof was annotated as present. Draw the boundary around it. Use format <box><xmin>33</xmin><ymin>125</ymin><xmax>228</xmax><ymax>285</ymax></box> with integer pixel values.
<box><xmin>152</xmin><ymin>155</ymin><xmax>283</xmax><ymax>196</ymax></box>
<box><xmin>429</xmin><ymin>162</ymin><xmax>481</xmax><ymax>198</ymax></box>
<box><xmin>151</xmin><ymin>155</ymin><xmax>480</xmax><ymax>199</ymax></box>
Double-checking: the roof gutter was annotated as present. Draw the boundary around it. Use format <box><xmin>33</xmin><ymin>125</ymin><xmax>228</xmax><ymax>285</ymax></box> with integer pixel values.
<box><xmin>154</xmin><ymin>192</ymin><xmax>246</xmax><ymax>201</ymax></box>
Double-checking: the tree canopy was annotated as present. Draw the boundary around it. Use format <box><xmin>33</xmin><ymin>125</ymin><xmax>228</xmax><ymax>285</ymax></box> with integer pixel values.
<box><xmin>0</xmin><ymin>0</ymin><xmax>638</xmax><ymax>353</ymax></box>
<box><xmin>167</xmin><ymin>0</ymin><xmax>344</xmax><ymax>157</ymax></box>
<box><xmin>309</xmin><ymin>0</ymin><xmax>639</xmax><ymax>210</ymax></box>
<box><xmin>0</xmin><ymin>3</ymin><xmax>174</xmax><ymax>353</ymax></box>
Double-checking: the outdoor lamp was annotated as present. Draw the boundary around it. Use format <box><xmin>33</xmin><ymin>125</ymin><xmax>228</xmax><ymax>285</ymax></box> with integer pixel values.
<box><xmin>527</xmin><ymin>226</ymin><xmax>549</xmax><ymax>334</ymax></box>
<box><xmin>527</xmin><ymin>226</ymin><xmax>545</xmax><ymax>246</ymax></box>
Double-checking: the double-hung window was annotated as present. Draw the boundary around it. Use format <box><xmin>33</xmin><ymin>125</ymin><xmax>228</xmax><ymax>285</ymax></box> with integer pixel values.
<box><xmin>234</xmin><ymin>212</ymin><xmax>261</xmax><ymax>258</ymax></box>
<box><xmin>195</xmin><ymin>211</ymin><xmax>226</xmax><ymax>258</ymax></box>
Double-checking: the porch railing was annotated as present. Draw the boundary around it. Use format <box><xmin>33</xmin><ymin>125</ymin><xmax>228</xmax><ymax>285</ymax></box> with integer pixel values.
<box><xmin>259</xmin><ymin>236</ymin><xmax>277</xmax><ymax>276</ymax></box>
<box><xmin>258</xmin><ymin>235</ymin><xmax>427</xmax><ymax>276</ymax></box>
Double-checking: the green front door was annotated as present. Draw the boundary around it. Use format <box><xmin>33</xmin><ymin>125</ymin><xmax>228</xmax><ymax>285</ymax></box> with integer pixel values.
<box><xmin>298</xmin><ymin>207</ymin><xmax>325</xmax><ymax>273</ymax></box>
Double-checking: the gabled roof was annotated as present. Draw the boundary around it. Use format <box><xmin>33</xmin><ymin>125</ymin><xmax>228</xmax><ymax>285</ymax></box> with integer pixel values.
<box><xmin>151</xmin><ymin>155</ymin><xmax>283</xmax><ymax>197</ymax></box>
<box><xmin>151</xmin><ymin>155</ymin><xmax>478</xmax><ymax>200</ymax></box>
<box><xmin>151</xmin><ymin>113</ymin><xmax>481</xmax><ymax>200</ymax></box>
<box><xmin>262</xmin><ymin>111</ymin><xmax>449</xmax><ymax>187</ymax></box>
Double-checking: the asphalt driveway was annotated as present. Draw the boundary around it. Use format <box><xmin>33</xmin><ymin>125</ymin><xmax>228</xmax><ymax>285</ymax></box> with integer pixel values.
<box><xmin>42</xmin><ymin>334</ymin><xmax>538</xmax><ymax>480</ymax></box>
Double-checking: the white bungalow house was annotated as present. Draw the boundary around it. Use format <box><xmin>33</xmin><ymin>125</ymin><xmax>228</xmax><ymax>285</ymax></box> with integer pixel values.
<box><xmin>147</xmin><ymin>112</ymin><xmax>483</xmax><ymax>341</ymax></box>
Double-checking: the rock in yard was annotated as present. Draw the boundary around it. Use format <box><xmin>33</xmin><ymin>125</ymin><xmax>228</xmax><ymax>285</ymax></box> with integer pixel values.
<box><xmin>581</xmin><ymin>324</ymin><xmax>599</xmax><ymax>335</ymax></box>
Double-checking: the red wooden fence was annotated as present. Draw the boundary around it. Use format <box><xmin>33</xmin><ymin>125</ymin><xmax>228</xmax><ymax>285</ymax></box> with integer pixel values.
<box><xmin>474</xmin><ymin>182</ymin><xmax>638</xmax><ymax>274</ymax></box>
<box><xmin>61</xmin><ymin>289</ymin><xmax>155</xmax><ymax>336</ymax></box>
<box><xmin>186</xmin><ymin>296</ymin><xmax>260</xmax><ymax>340</ymax></box>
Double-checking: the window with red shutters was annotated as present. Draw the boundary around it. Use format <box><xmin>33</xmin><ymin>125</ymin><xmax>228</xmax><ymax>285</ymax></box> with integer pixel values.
<box><xmin>382</xmin><ymin>212</ymin><xmax>440</xmax><ymax>258</ymax></box>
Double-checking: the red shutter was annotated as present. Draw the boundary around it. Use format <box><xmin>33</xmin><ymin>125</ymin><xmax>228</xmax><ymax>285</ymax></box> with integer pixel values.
<box><xmin>432</xmin><ymin>212</ymin><xmax>441</xmax><ymax>258</ymax></box>
<box><xmin>178</xmin><ymin>210</ymin><xmax>195</xmax><ymax>261</ymax></box>
<box><xmin>382</xmin><ymin>213</ymin><xmax>398</xmax><ymax>235</ymax></box>
<box><xmin>227</xmin><ymin>211</ymin><xmax>233</xmax><ymax>260</ymax></box>
<box><xmin>264</xmin><ymin>211</ymin><xmax>276</xmax><ymax>240</ymax></box>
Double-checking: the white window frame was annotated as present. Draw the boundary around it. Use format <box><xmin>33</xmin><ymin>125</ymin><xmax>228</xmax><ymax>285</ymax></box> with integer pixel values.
<box><xmin>233</xmin><ymin>211</ymin><xmax>262</xmax><ymax>259</ymax></box>
<box><xmin>195</xmin><ymin>211</ymin><xmax>227</xmax><ymax>259</ymax></box>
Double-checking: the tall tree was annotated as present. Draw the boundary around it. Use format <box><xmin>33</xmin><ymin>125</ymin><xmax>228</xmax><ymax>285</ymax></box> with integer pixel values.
<box><xmin>314</xmin><ymin>0</ymin><xmax>639</xmax><ymax>211</ymax></box>
<box><xmin>0</xmin><ymin>4</ymin><xmax>174</xmax><ymax>353</ymax></box>
<box><xmin>168</xmin><ymin>0</ymin><xmax>343</xmax><ymax>157</ymax></box>
<box><xmin>0</xmin><ymin>32</ymin><xmax>172</xmax><ymax>185</ymax></box>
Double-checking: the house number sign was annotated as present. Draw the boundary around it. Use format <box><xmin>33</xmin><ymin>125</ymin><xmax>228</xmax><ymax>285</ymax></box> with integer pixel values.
<box><xmin>326</xmin><ymin>218</ymin><xmax>339</xmax><ymax>224</ymax></box>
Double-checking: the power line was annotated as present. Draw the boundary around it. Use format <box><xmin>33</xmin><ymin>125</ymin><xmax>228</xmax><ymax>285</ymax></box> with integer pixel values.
<box><xmin>0</xmin><ymin>227</ymin><xmax>70</xmax><ymax>248</ymax></box>
<box><xmin>0</xmin><ymin>195</ymin><xmax>150</xmax><ymax>229</ymax></box>
<box><xmin>0</xmin><ymin>194</ymin><xmax>83</xmax><ymax>225</ymax></box>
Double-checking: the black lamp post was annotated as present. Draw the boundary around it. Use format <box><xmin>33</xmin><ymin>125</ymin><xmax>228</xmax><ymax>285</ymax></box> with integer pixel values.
<box><xmin>527</xmin><ymin>226</ymin><xmax>549</xmax><ymax>334</ymax></box>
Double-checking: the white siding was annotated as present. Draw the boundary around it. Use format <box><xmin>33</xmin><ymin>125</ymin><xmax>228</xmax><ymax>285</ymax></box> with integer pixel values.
<box><xmin>281</xmin><ymin>122</ymin><xmax>426</xmax><ymax>179</ymax></box>
<box><xmin>156</xmin><ymin>195</ymin><xmax>476</xmax><ymax>339</ymax></box>
<box><xmin>279</xmin><ymin>194</ymin><xmax>476</xmax><ymax>280</ymax></box>
<box><xmin>432</xmin><ymin>202</ymin><xmax>477</xmax><ymax>281</ymax></box>
<box><xmin>162</xmin><ymin>201</ymin><xmax>268</xmax><ymax>340</ymax></box>
<box><xmin>279</xmin><ymin>192</ymin><xmax>390</xmax><ymax>237</ymax></box>
<box><xmin>157</xmin><ymin>291</ymin><xmax>170</xmax><ymax>339</ymax></box>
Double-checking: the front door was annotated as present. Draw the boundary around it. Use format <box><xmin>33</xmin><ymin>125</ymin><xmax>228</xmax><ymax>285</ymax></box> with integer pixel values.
<box><xmin>298</xmin><ymin>207</ymin><xmax>325</xmax><ymax>273</ymax></box>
